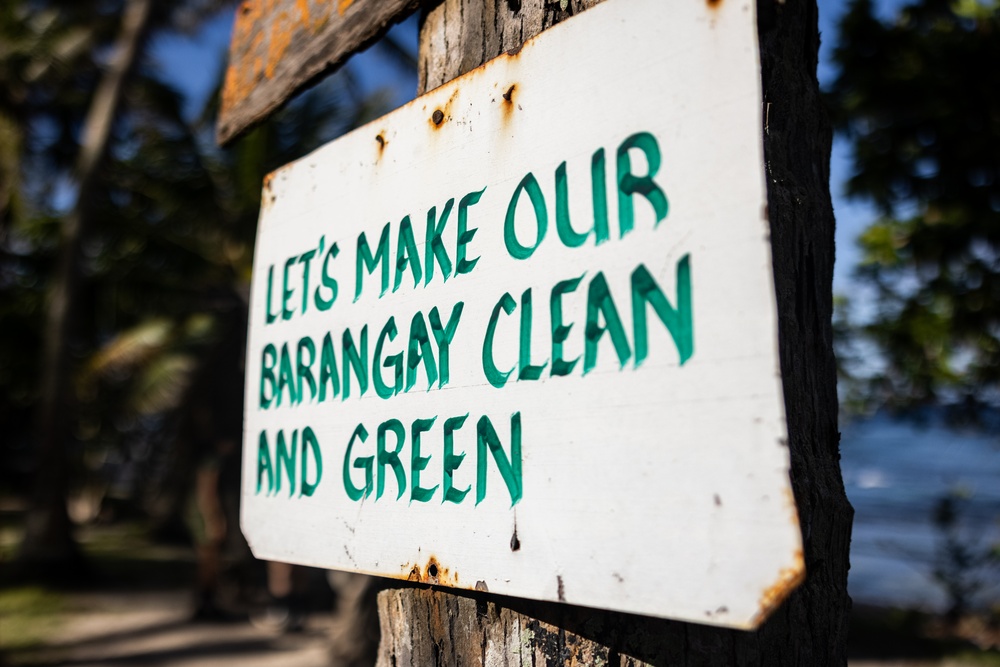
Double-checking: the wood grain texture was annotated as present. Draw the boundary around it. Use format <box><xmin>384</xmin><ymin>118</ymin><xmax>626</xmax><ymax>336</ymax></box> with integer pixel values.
<box><xmin>378</xmin><ymin>585</ymin><xmax>660</xmax><ymax>666</ymax></box>
<box><xmin>418</xmin><ymin>0</ymin><xmax>605</xmax><ymax>93</ymax></box>
<box><xmin>378</xmin><ymin>0</ymin><xmax>853</xmax><ymax>663</ymax></box>
<box><xmin>217</xmin><ymin>0</ymin><xmax>422</xmax><ymax>146</ymax></box>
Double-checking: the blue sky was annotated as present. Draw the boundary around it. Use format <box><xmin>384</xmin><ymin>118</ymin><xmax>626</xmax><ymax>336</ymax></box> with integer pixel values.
<box><xmin>148</xmin><ymin>12</ymin><xmax>419</xmax><ymax>122</ymax></box>
<box><xmin>149</xmin><ymin>0</ymin><xmax>910</xmax><ymax>297</ymax></box>
<box><xmin>817</xmin><ymin>0</ymin><xmax>912</xmax><ymax>294</ymax></box>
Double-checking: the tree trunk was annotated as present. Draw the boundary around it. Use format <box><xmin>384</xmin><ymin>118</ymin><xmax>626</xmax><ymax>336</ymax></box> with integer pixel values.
<box><xmin>18</xmin><ymin>0</ymin><xmax>154</xmax><ymax>575</ymax></box>
<box><xmin>375</xmin><ymin>0</ymin><xmax>852</xmax><ymax>664</ymax></box>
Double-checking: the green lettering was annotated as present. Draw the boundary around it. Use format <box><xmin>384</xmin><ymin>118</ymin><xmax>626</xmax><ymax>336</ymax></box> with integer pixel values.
<box><xmin>504</xmin><ymin>172</ymin><xmax>547</xmax><ymax>260</ymax></box>
<box><xmin>476</xmin><ymin>413</ymin><xmax>522</xmax><ymax>507</ymax></box>
<box><xmin>318</xmin><ymin>333</ymin><xmax>340</xmax><ymax>402</ymax></box>
<box><xmin>632</xmin><ymin>256</ymin><xmax>693</xmax><ymax>366</ymax></box>
<box><xmin>277</xmin><ymin>342</ymin><xmax>299</xmax><ymax>406</ymax></box>
<box><xmin>275</xmin><ymin>429</ymin><xmax>298</xmax><ymax>497</ymax></box>
<box><xmin>456</xmin><ymin>187</ymin><xmax>485</xmax><ymax>275</ymax></box>
<box><xmin>314</xmin><ymin>241</ymin><xmax>339</xmax><ymax>311</ymax></box>
<box><xmin>442</xmin><ymin>414</ymin><xmax>469</xmax><ymax>504</ymax></box>
<box><xmin>256</xmin><ymin>430</ymin><xmax>274</xmax><ymax>495</ymax></box>
<box><xmin>555</xmin><ymin>161</ymin><xmax>588</xmax><ymax>247</ymax></box>
<box><xmin>591</xmin><ymin>148</ymin><xmax>610</xmax><ymax>245</ymax></box>
<box><xmin>550</xmin><ymin>274</ymin><xmax>584</xmax><ymax>376</ymax></box>
<box><xmin>482</xmin><ymin>293</ymin><xmax>517</xmax><ymax>388</ymax></box>
<box><xmin>405</xmin><ymin>312</ymin><xmax>438</xmax><ymax>392</ymax></box>
<box><xmin>373</xmin><ymin>317</ymin><xmax>403</xmax><ymax>399</ymax></box>
<box><xmin>428</xmin><ymin>302</ymin><xmax>464</xmax><ymax>388</ymax></box>
<box><xmin>425</xmin><ymin>199</ymin><xmax>454</xmax><ymax>284</ymax></box>
<box><xmin>518</xmin><ymin>288</ymin><xmax>548</xmax><ymax>380</ymax></box>
<box><xmin>344</xmin><ymin>424</ymin><xmax>373</xmax><ymax>501</ymax></box>
<box><xmin>300</xmin><ymin>426</ymin><xmax>322</xmax><ymax>497</ymax></box>
<box><xmin>342</xmin><ymin>326</ymin><xmax>369</xmax><ymax>400</ymax></box>
<box><xmin>617</xmin><ymin>131</ymin><xmax>668</xmax><ymax>237</ymax></box>
<box><xmin>355</xmin><ymin>223</ymin><xmax>390</xmax><ymax>301</ymax></box>
<box><xmin>265</xmin><ymin>265</ymin><xmax>279</xmax><ymax>324</ymax></box>
<box><xmin>298</xmin><ymin>248</ymin><xmax>316</xmax><ymax>314</ymax></box>
<box><xmin>260</xmin><ymin>343</ymin><xmax>277</xmax><ymax>408</ymax></box>
<box><xmin>377</xmin><ymin>419</ymin><xmax>406</xmax><ymax>501</ymax></box>
<box><xmin>584</xmin><ymin>272</ymin><xmax>632</xmax><ymax>374</ymax></box>
<box><xmin>282</xmin><ymin>256</ymin><xmax>296</xmax><ymax>321</ymax></box>
<box><xmin>393</xmin><ymin>215</ymin><xmax>422</xmax><ymax>292</ymax></box>
<box><xmin>410</xmin><ymin>417</ymin><xmax>438</xmax><ymax>503</ymax></box>
<box><xmin>297</xmin><ymin>337</ymin><xmax>317</xmax><ymax>403</ymax></box>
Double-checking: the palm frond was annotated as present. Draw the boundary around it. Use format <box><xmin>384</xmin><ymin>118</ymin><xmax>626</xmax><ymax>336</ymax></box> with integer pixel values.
<box><xmin>130</xmin><ymin>352</ymin><xmax>197</xmax><ymax>414</ymax></box>
<box><xmin>88</xmin><ymin>317</ymin><xmax>174</xmax><ymax>378</ymax></box>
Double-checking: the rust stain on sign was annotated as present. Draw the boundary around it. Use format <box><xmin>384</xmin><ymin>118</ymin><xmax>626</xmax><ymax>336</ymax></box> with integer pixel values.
<box><xmin>218</xmin><ymin>0</ymin><xmax>423</xmax><ymax>146</ymax></box>
<box><xmin>427</xmin><ymin>88</ymin><xmax>459</xmax><ymax>130</ymax></box>
<box><xmin>751</xmin><ymin>550</ymin><xmax>806</xmax><ymax>627</ymax></box>
<box><xmin>399</xmin><ymin>556</ymin><xmax>460</xmax><ymax>587</ymax></box>
<box><xmin>500</xmin><ymin>82</ymin><xmax>519</xmax><ymax>123</ymax></box>
<box><xmin>260</xmin><ymin>171</ymin><xmax>277</xmax><ymax>210</ymax></box>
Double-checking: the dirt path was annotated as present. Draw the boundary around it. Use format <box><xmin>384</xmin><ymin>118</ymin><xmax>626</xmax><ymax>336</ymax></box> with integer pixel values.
<box><xmin>10</xmin><ymin>590</ymin><xmax>334</xmax><ymax>667</ymax></box>
<box><xmin>5</xmin><ymin>587</ymin><xmax>995</xmax><ymax>666</ymax></box>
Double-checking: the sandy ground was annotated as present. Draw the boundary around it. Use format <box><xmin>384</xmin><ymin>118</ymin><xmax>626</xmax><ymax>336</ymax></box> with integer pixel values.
<box><xmin>6</xmin><ymin>587</ymin><xmax>993</xmax><ymax>667</ymax></box>
<box><xmin>10</xmin><ymin>590</ymin><xmax>335</xmax><ymax>667</ymax></box>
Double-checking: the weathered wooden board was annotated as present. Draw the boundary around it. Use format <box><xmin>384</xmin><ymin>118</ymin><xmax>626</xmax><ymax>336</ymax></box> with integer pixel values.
<box><xmin>217</xmin><ymin>0</ymin><xmax>421</xmax><ymax>145</ymax></box>
<box><xmin>416</xmin><ymin>0</ymin><xmax>607</xmax><ymax>93</ymax></box>
<box><xmin>241</xmin><ymin>0</ymin><xmax>803</xmax><ymax>629</ymax></box>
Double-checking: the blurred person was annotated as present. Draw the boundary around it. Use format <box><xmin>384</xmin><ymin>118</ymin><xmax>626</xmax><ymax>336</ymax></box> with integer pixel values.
<box><xmin>327</xmin><ymin>573</ymin><xmax>381</xmax><ymax>667</ymax></box>
<box><xmin>183</xmin><ymin>304</ymin><xmax>249</xmax><ymax>621</ymax></box>
<box><xmin>189</xmin><ymin>436</ymin><xmax>238</xmax><ymax>620</ymax></box>
<box><xmin>252</xmin><ymin>561</ymin><xmax>307</xmax><ymax>631</ymax></box>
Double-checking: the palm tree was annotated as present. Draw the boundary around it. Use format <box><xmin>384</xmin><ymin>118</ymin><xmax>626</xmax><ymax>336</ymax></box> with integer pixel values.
<box><xmin>8</xmin><ymin>0</ymin><xmax>233</xmax><ymax>574</ymax></box>
<box><xmin>5</xmin><ymin>0</ymin><xmax>416</xmax><ymax>578</ymax></box>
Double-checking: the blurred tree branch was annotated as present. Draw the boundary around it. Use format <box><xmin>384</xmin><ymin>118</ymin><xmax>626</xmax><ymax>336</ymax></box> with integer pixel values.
<box><xmin>826</xmin><ymin>0</ymin><xmax>1000</xmax><ymax>426</ymax></box>
<box><xmin>1</xmin><ymin>0</ymin><xmax>416</xmax><ymax>579</ymax></box>
<box><xmin>20</xmin><ymin>0</ymin><xmax>154</xmax><ymax>571</ymax></box>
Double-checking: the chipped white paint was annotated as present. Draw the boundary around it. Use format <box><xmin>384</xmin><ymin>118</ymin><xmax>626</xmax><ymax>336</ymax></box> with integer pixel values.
<box><xmin>242</xmin><ymin>0</ymin><xmax>802</xmax><ymax>628</ymax></box>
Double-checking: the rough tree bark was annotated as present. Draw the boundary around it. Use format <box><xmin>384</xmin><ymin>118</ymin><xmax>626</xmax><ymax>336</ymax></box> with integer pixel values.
<box><xmin>18</xmin><ymin>0</ymin><xmax>154</xmax><ymax>573</ymax></box>
<box><xmin>375</xmin><ymin>0</ymin><xmax>852</xmax><ymax>664</ymax></box>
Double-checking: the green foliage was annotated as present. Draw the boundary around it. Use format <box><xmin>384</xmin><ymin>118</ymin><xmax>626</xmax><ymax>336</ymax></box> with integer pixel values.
<box><xmin>0</xmin><ymin>0</ymin><xmax>414</xmax><ymax>520</ymax></box>
<box><xmin>0</xmin><ymin>586</ymin><xmax>65</xmax><ymax>651</ymax></box>
<box><xmin>930</xmin><ymin>489</ymin><xmax>1000</xmax><ymax>620</ymax></box>
<box><xmin>0</xmin><ymin>2</ymin><xmax>112</xmax><ymax>482</ymax></box>
<box><xmin>827</xmin><ymin>0</ymin><xmax>1000</xmax><ymax>419</ymax></box>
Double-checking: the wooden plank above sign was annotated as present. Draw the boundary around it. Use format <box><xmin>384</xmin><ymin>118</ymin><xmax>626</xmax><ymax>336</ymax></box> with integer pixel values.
<box><xmin>217</xmin><ymin>0</ymin><xmax>422</xmax><ymax>145</ymax></box>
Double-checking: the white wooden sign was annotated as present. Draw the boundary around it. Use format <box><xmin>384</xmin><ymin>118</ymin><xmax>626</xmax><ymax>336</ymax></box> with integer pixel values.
<box><xmin>242</xmin><ymin>0</ymin><xmax>803</xmax><ymax>629</ymax></box>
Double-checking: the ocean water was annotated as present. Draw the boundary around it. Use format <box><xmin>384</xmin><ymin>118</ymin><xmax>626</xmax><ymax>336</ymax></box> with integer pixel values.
<box><xmin>841</xmin><ymin>417</ymin><xmax>1000</xmax><ymax>611</ymax></box>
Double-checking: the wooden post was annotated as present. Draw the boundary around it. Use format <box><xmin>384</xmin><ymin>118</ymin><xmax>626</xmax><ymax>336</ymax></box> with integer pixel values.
<box><xmin>374</xmin><ymin>0</ymin><xmax>852</xmax><ymax>664</ymax></box>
